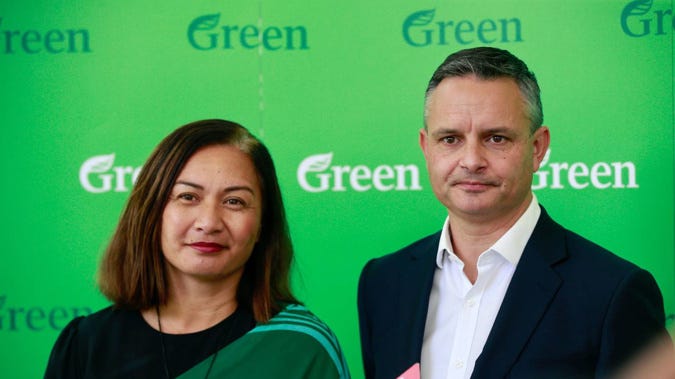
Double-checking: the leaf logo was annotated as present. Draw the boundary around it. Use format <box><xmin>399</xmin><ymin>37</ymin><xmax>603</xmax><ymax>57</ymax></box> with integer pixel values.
<box><xmin>407</xmin><ymin>9</ymin><xmax>436</xmax><ymax>27</ymax></box>
<box><xmin>301</xmin><ymin>153</ymin><xmax>333</xmax><ymax>172</ymax></box>
<box><xmin>79</xmin><ymin>154</ymin><xmax>116</xmax><ymax>193</ymax></box>
<box><xmin>620</xmin><ymin>0</ymin><xmax>655</xmax><ymax>37</ymax></box>
<box><xmin>402</xmin><ymin>9</ymin><xmax>436</xmax><ymax>46</ymax></box>
<box><xmin>297</xmin><ymin>153</ymin><xmax>333</xmax><ymax>192</ymax></box>
<box><xmin>84</xmin><ymin>154</ymin><xmax>115</xmax><ymax>173</ymax></box>
<box><xmin>623</xmin><ymin>0</ymin><xmax>653</xmax><ymax>17</ymax></box>
<box><xmin>191</xmin><ymin>13</ymin><xmax>220</xmax><ymax>31</ymax></box>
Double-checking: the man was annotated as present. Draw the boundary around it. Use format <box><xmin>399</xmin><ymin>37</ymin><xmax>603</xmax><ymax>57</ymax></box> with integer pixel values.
<box><xmin>357</xmin><ymin>47</ymin><xmax>669</xmax><ymax>379</ymax></box>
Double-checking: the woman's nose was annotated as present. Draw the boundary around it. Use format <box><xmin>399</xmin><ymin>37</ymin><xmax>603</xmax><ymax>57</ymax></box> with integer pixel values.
<box><xmin>194</xmin><ymin>203</ymin><xmax>224</xmax><ymax>233</ymax></box>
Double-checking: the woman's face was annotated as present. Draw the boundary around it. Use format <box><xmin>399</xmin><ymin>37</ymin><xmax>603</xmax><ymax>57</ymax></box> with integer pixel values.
<box><xmin>160</xmin><ymin>144</ymin><xmax>262</xmax><ymax>287</ymax></box>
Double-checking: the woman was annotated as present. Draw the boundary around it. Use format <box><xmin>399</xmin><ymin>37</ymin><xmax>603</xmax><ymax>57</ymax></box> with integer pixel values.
<box><xmin>45</xmin><ymin>119</ymin><xmax>350</xmax><ymax>379</ymax></box>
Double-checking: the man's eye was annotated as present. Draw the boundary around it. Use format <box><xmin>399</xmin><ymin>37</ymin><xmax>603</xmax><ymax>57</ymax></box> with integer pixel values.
<box><xmin>441</xmin><ymin>136</ymin><xmax>457</xmax><ymax>144</ymax></box>
<box><xmin>490</xmin><ymin>135</ymin><xmax>506</xmax><ymax>143</ymax></box>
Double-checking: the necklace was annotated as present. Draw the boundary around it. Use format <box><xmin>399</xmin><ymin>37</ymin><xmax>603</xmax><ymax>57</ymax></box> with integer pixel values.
<box><xmin>156</xmin><ymin>305</ymin><xmax>239</xmax><ymax>379</ymax></box>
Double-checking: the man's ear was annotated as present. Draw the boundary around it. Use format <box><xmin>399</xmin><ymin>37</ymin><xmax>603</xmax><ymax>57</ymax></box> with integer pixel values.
<box><xmin>532</xmin><ymin>126</ymin><xmax>550</xmax><ymax>171</ymax></box>
<box><xmin>419</xmin><ymin>128</ymin><xmax>429</xmax><ymax>159</ymax></box>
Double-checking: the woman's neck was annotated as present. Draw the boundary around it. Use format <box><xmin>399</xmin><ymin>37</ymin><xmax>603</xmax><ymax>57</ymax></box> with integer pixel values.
<box><xmin>143</xmin><ymin>276</ymin><xmax>239</xmax><ymax>334</ymax></box>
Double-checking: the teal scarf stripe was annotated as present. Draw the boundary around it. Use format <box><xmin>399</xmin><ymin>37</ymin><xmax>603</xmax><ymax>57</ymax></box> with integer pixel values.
<box><xmin>269</xmin><ymin>310</ymin><xmax>339</xmax><ymax>342</ymax></box>
<box><xmin>249</xmin><ymin>323</ymin><xmax>348</xmax><ymax>379</ymax></box>
<box><xmin>250</xmin><ymin>305</ymin><xmax>349</xmax><ymax>378</ymax></box>
<box><xmin>267</xmin><ymin>305</ymin><xmax>343</xmax><ymax>359</ymax></box>
<box><xmin>279</xmin><ymin>304</ymin><xmax>349</xmax><ymax>377</ymax></box>
<box><xmin>263</xmin><ymin>317</ymin><xmax>346</xmax><ymax>373</ymax></box>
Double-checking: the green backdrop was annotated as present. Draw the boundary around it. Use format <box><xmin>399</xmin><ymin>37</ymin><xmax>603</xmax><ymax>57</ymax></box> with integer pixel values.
<box><xmin>1</xmin><ymin>1</ymin><xmax>673</xmax><ymax>378</ymax></box>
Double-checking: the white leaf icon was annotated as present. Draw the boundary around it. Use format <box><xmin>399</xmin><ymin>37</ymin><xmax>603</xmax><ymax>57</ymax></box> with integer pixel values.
<box><xmin>79</xmin><ymin>154</ymin><xmax>116</xmax><ymax>193</ymax></box>
<box><xmin>85</xmin><ymin>154</ymin><xmax>115</xmax><ymax>173</ymax></box>
<box><xmin>297</xmin><ymin>153</ymin><xmax>334</xmax><ymax>192</ymax></box>
<box><xmin>303</xmin><ymin>153</ymin><xmax>333</xmax><ymax>172</ymax></box>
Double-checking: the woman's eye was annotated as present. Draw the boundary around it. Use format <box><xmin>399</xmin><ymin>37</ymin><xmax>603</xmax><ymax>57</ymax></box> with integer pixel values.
<box><xmin>224</xmin><ymin>198</ymin><xmax>245</xmax><ymax>207</ymax></box>
<box><xmin>178</xmin><ymin>193</ymin><xmax>197</xmax><ymax>201</ymax></box>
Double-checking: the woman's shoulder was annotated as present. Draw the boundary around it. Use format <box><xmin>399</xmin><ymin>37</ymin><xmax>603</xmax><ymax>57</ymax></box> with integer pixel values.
<box><xmin>51</xmin><ymin>306</ymin><xmax>112</xmax><ymax>338</ymax></box>
<box><xmin>51</xmin><ymin>305</ymin><xmax>144</xmax><ymax>353</ymax></box>
<box><xmin>45</xmin><ymin>306</ymin><xmax>139</xmax><ymax>378</ymax></box>
<box><xmin>66</xmin><ymin>306</ymin><xmax>138</xmax><ymax>335</ymax></box>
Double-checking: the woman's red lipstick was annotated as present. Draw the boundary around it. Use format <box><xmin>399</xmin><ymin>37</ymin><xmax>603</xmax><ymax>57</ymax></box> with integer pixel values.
<box><xmin>190</xmin><ymin>242</ymin><xmax>224</xmax><ymax>254</ymax></box>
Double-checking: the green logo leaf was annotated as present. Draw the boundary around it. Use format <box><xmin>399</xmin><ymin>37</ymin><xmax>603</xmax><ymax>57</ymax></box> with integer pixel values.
<box><xmin>192</xmin><ymin>13</ymin><xmax>220</xmax><ymax>31</ymax></box>
<box><xmin>407</xmin><ymin>9</ymin><xmax>435</xmax><ymax>27</ymax></box>
<box><xmin>624</xmin><ymin>0</ymin><xmax>653</xmax><ymax>16</ymax></box>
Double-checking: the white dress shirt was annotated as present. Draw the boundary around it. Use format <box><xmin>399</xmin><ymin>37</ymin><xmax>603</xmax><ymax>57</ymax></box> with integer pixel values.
<box><xmin>420</xmin><ymin>196</ymin><xmax>541</xmax><ymax>379</ymax></box>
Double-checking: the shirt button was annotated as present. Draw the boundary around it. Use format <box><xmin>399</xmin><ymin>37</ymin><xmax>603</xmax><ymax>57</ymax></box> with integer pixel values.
<box><xmin>454</xmin><ymin>360</ymin><xmax>465</xmax><ymax>368</ymax></box>
<box><xmin>466</xmin><ymin>299</ymin><xmax>476</xmax><ymax>307</ymax></box>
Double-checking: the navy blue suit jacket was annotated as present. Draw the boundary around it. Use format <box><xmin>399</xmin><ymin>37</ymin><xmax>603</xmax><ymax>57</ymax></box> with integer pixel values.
<box><xmin>357</xmin><ymin>207</ymin><xmax>667</xmax><ymax>379</ymax></box>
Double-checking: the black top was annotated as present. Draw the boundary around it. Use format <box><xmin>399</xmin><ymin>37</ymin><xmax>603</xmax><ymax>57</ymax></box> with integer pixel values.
<box><xmin>44</xmin><ymin>306</ymin><xmax>256</xmax><ymax>379</ymax></box>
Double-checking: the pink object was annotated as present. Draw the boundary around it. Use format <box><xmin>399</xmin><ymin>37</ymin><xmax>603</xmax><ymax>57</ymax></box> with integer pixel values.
<box><xmin>397</xmin><ymin>363</ymin><xmax>420</xmax><ymax>379</ymax></box>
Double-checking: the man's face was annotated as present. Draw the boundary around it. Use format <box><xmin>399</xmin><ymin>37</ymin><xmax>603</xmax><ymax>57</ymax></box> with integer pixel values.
<box><xmin>420</xmin><ymin>75</ymin><xmax>549</xmax><ymax>224</ymax></box>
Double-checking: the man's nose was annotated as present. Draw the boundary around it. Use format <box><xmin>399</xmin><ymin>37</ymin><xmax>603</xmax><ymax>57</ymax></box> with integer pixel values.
<box><xmin>459</xmin><ymin>140</ymin><xmax>487</xmax><ymax>172</ymax></box>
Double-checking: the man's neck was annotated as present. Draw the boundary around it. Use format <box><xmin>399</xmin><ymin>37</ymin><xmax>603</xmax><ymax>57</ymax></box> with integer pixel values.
<box><xmin>448</xmin><ymin>198</ymin><xmax>532</xmax><ymax>282</ymax></box>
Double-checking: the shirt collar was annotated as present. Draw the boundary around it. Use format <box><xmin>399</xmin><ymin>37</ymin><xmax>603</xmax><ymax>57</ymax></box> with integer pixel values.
<box><xmin>435</xmin><ymin>194</ymin><xmax>541</xmax><ymax>268</ymax></box>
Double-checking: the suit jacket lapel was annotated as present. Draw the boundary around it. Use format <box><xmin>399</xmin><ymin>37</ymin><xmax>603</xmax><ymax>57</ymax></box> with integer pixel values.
<box><xmin>398</xmin><ymin>231</ymin><xmax>440</xmax><ymax>364</ymax></box>
<box><xmin>471</xmin><ymin>208</ymin><xmax>567</xmax><ymax>378</ymax></box>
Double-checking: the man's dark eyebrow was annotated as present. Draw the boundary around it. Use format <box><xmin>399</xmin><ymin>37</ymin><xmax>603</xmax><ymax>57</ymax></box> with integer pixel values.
<box><xmin>430</xmin><ymin>126</ymin><xmax>513</xmax><ymax>138</ymax></box>
<box><xmin>483</xmin><ymin>127</ymin><xmax>513</xmax><ymax>135</ymax></box>
<box><xmin>430</xmin><ymin>128</ymin><xmax>460</xmax><ymax>138</ymax></box>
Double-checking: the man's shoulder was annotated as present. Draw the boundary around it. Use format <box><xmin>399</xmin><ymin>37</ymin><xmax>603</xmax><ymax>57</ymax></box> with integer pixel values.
<box><xmin>376</xmin><ymin>231</ymin><xmax>439</xmax><ymax>261</ymax></box>
<box><xmin>361</xmin><ymin>231</ymin><xmax>440</xmax><ymax>276</ymax></box>
<box><xmin>562</xmin><ymin>227</ymin><xmax>639</xmax><ymax>273</ymax></box>
<box><xmin>538</xmin><ymin>210</ymin><xmax>642</xmax><ymax>278</ymax></box>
